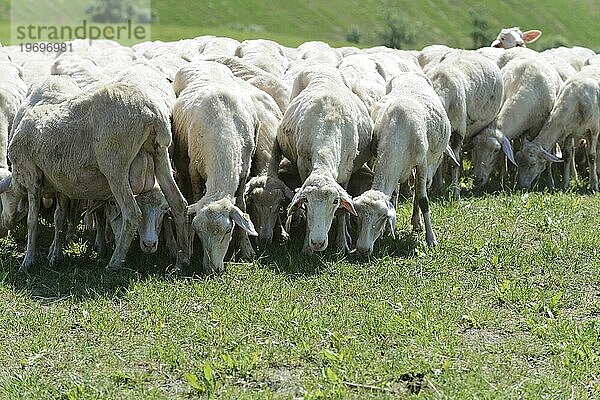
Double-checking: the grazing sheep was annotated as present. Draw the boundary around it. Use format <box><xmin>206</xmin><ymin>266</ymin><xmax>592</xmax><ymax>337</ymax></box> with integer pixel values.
<box><xmin>419</xmin><ymin>44</ymin><xmax>454</xmax><ymax>70</ymax></box>
<box><xmin>50</xmin><ymin>53</ymin><xmax>108</xmax><ymax>90</ymax></box>
<box><xmin>242</xmin><ymin>82</ymin><xmax>293</xmax><ymax>245</ymax></box>
<box><xmin>0</xmin><ymin>82</ymin><xmax>190</xmax><ymax>272</ymax></box>
<box><xmin>338</xmin><ymin>46</ymin><xmax>362</xmax><ymax>57</ymax></box>
<box><xmin>276</xmin><ymin>64</ymin><xmax>372</xmax><ymax>253</ymax></box>
<box><xmin>201</xmin><ymin>37</ymin><xmax>241</xmax><ymax>57</ymax></box>
<box><xmin>586</xmin><ymin>54</ymin><xmax>600</xmax><ymax>66</ymax></box>
<box><xmin>236</xmin><ymin>39</ymin><xmax>289</xmax><ymax>77</ymax></box>
<box><xmin>515</xmin><ymin>66</ymin><xmax>600</xmax><ymax>190</ymax></box>
<box><xmin>103</xmin><ymin>185</ymin><xmax>170</xmax><ymax>255</ymax></box>
<box><xmin>337</xmin><ymin>54</ymin><xmax>386</xmax><ymax>113</ymax></box>
<box><xmin>426</xmin><ymin>50</ymin><xmax>503</xmax><ymax>198</ymax></box>
<box><xmin>297</xmin><ymin>41</ymin><xmax>342</xmax><ymax>65</ymax></box>
<box><xmin>471</xmin><ymin>57</ymin><xmax>563</xmax><ymax>188</ymax></box>
<box><xmin>542</xmin><ymin>46</ymin><xmax>596</xmax><ymax>71</ymax></box>
<box><xmin>353</xmin><ymin>73</ymin><xmax>451</xmax><ymax>256</ymax></box>
<box><xmin>491</xmin><ymin>27</ymin><xmax>542</xmax><ymax>49</ymax></box>
<box><xmin>365</xmin><ymin>49</ymin><xmax>421</xmax><ymax>80</ymax></box>
<box><xmin>203</xmin><ymin>56</ymin><xmax>290</xmax><ymax>113</ymax></box>
<box><xmin>172</xmin><ymin>61</ymin><xmax>259</xmax><ymax>274</ymax></box>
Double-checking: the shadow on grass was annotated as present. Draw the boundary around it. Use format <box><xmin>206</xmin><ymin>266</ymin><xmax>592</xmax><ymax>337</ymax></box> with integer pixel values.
<box><xmin>0</xmin><ymin>223</ymin><xmax>186</xmax><ymax>304</ymax></box>
<box><xmin>252</xmin><ymin>227</ymin><xmax>422</xmax><ymax>278</ymax></box>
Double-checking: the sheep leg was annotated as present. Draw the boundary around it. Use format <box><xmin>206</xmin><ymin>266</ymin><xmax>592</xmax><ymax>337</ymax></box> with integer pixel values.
<box><xmin>93</xmin><ymin>205</ymin><xmax>108</xmax><ymax>256</ymax></box>
<box><xmin>154</xmin><ymin>146</ymin><xmax>190</xmax><ymax>271</ymax></box>
<box><xmin>411</xmin><ymin>181</ymin><xmax>423</xmax><ymax>232</ymax></box>
<box><xmin>571</xmin><ymin>139</ymin><xmax>579</xmax><ymax>182</ymax></box>
<box><xmin>416</xmin><ymin>163</ymin><xmax>437</xmax><ymax>247</ymax></box>
<box><xmin>449</xmin><ymin>133</ymin><xmax>463</xmax><ymax>200</ymax></box>
<box><xmin>334</xmin><ymin>212</ymin><xmax>350</xmax><ymax>254</ymax></box>
<box><xmin>161</xmin><ymin>216</ymin><xmax>178</xmax><ymax>260</ymax></box>
<box><xmin>104</xmin><ymin>178</ymin><xmax>141</xmax><ymax>271</ymax></box>
<box><xmin>545</xmin><ymin>162</ymin><xmax>555</xmax><ymax>190</ymax></box>
<box><xmin>275</xmin><ymin>214</ymin><xmax>289</xmax><ymax>242</ymax></box>
<box><xmin>562</xmin><ymin>137</ymin><xmax>574</xmax><ymax>190</ymax></box>
<box><xmin>234</xmin><ymin>182</ymin><xmax>256</xmax><ymax>261</ymax></box>
<box><xmin>588</xmin><ymin>129</ymin><xmax>599</xmax><ymax>192</ymax></box>
<box><xmin>20</xmin><ymin>189</ymin><xmax>42</xmax><ymax>272</ymax></box>
<box><xmin>48</xmin><ymin>193</ymin><xmax>69</xmax><ymax>267</ymax></box>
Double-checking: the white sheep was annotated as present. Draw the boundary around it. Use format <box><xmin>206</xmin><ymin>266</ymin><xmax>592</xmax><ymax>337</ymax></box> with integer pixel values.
<box><xmin>515</xmin><ymin>65</ymin><xmax>600</xmax><ymax>191</ymax></box>
<box><xmin>202</xmin><ymin>55</ymin><xmax>290</xmax><ymax>113</ymax></box>
<box><xmin>542</xmin><ymin>46</ymin><xmax>596</xmax><ymax>71</ymax></box>
<box><xmin>366</xmin><ymin>50</ymin><xmax>421</xmax><ymax>80</ymax></box>
<box><xmin>200</xmin><ymin>37</ymin><xmax>241</xmax><ymax>57</ymax></box>
<box><xmin>586</xmin><ymin>54</ymin><xmax>600</xmax><ymax>66</ymax></box>
<box><xmin>337</xmin><ymin>54</ymin><xmax>386</xmax><ymax>113</ymax></box>
<box><xmin>241</xmin><ymin>82</ymin><xmax>293</xmax><ymax>245</ymax></box>
<box><xmin>0</xmin><ymin>82</ymin><xmax>190</xmax><ymax>272</ymax></box>
<box><xmin>418</xmin><ymin>44</ymin><xmax>454</xmax><ymax>70</ymax></box>
<box><xmin>426</xmin><ymin>50</ymin><xmax>503</xmax><ymax>198</ymax></box>
<box><xmin>297</xmin><ymin>41</ymin><xmax>342</xmax><ymax>65</ymax></box>
<box><xmin>172</xmin><ymin>61</ymin><xmax>259</xmax><ymax>274</ymax></box>
<box><xmin>471</xmin><ymin>56</ymin><xmax>563</xmax><ymax>188</ymax></box>
<box><xmin>353</xmin><ymin>73</ymin><xmax>451</xmax><ymax>256</ymax></box>
<box><xmin>50</xmin><ymin>53</ymin><xmax>108</xmax><ymax>90</ymax></box>
<box><xmin>236</xmin><ymin>39</ymin><xmax>289</xmax><ymax>77</ymax></box>
<box><xmin>276</xmin><ymin>64</ymin><xmax>372</xmax><ymax>253</ymax></box>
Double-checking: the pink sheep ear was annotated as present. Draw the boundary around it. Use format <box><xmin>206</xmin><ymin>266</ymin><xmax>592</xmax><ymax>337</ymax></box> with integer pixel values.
<box><xmin>339</xmin><ymin>190</ymin><xmax>357</xmax><ymax>216</ymax></box>
<box><xmin>287</xmin><ymin>189</ymin><xmax>305</xmax><ymax>214</ymax></box>
<box><xmin>522</xmin><ymin>30</ymin><xmax>542</xmax><ymax>44</ymax></box>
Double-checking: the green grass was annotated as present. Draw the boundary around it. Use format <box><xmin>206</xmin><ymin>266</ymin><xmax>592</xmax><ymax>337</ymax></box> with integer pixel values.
<box><xmin>1</xmin><ymin>191</ymin><xmax>599</xmax><ymax>398</ymax></box>
<box><xmin>1</xmin><ymin>0</ymin><xmax>600</xmax><ymax>49</ymax></box>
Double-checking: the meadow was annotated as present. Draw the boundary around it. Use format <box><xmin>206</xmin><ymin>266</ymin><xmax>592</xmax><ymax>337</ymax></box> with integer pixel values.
<box><xmin>0</xmin><ymin>187</ymin><xmax>599</xmax><ymax>399</ymax></box>
<box><xmin>0</xmin><ymin>0</ymin><xmax>599</xmax><ymax>398</ymax></box>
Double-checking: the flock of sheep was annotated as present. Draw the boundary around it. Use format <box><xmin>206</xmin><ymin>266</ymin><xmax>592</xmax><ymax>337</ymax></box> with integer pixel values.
<box><xmin>0</xmin><ymin>26</ymin><xmax>598</xmax><ymax>274</ymax></box>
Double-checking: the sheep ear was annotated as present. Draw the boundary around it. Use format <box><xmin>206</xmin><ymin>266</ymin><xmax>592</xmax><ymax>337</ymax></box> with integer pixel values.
<box><xmin>186</xmin><ymin>205</ymin><xmax>196</xmax><ymax>216</ymax></box>
<box><xmin>230</xmin><ymin>206</ymin><xmax>258</xmax><ymax>236</ymax></box>
<box><xmin>445</xmin><ymin>144</ymin><xmax>460</xmax><ymax>166</ymax></box>
<box><xmin>287</xmin><ymin>189</ymin><xmax>305</xmax><ymax>214</ymax></box>
<box><xmin>501</xmin><ymin>136</ymin><xmax>517</xmax><ymax>166</ymax></box>
<box><xmin>339</xmin><ymin>190</ymin><xmax>357</xmax><ymax>216</ymax></box>
<box><xmin>0</xmin><ymin>175</ymin><xmax>12</xmax><ymax>194</ymax></box>
<box><xmin>540</xmin><ymin>146</ymin><xmax>562</xmax><ymax>163</ymax></box>
<box><xmin>386</xmin><ymin>201</ymin><xmax>396</xmax><ymax>239</ymax></box>
<box><xmin>522</xmin><ymin>30</ymin><xmax>542</xmax><ymax>44</ymax></box>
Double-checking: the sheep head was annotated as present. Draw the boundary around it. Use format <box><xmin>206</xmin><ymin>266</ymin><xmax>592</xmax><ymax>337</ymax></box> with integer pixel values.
<box><xmin>352</xmin><ymin>190</ymin><xmax>396</xmax><ymax>258</ymax></box>
<box><xmin>491</xmin><ymin>28</ymin><xmax>542</xmax><ymax>49</ymax></box>
<box><xmin>0</xmin><ymin>174</ymin><xmax>27</xmax><ymax>234</ymax></box>
<box><xmin>136</xmin><ymin>187</ymin><xmax>169</xmax><ymax>254</ymax></box>
<box><xmin>515</xmin><ymin>138</ymin><xmax>562</xmax><ymax>189</ymax></box>
<box><xmin>287</xmin><ymin>173</ymin><xmax>356</xmax><ymax>252</ymax></box>
<box><xmin>245</xmin><ymin>175</ymin><xmax>293</xmax><ymax>245</ymax></box>
<box><xmin>188</xmin><ymin>196</ymin><xmax>257</xmax><ymax>274</ymax></box>
<box><xmin>472</xmin><ymin>129</ymin><xmax>516</xmax><ymax>188</ymax></box>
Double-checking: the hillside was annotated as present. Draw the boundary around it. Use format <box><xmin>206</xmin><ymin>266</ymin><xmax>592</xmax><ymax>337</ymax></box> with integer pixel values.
<box><xmin>0</xmin><ymin>0</ymin><xmax>599</xmax><ymax>50</ymax></box>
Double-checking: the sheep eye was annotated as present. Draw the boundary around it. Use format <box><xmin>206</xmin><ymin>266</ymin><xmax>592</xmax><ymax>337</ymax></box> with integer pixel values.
<box><xmin>332</xmin><ymin>198</ymin><xmax>339</xmax><ymax>205</ymax></box>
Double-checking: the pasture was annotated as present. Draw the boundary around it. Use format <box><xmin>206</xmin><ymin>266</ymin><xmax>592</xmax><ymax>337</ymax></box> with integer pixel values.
<box><xmin>1</xmin><ymin>189</ymin><xmax>599</xmax><ymax>399</ymax></box>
